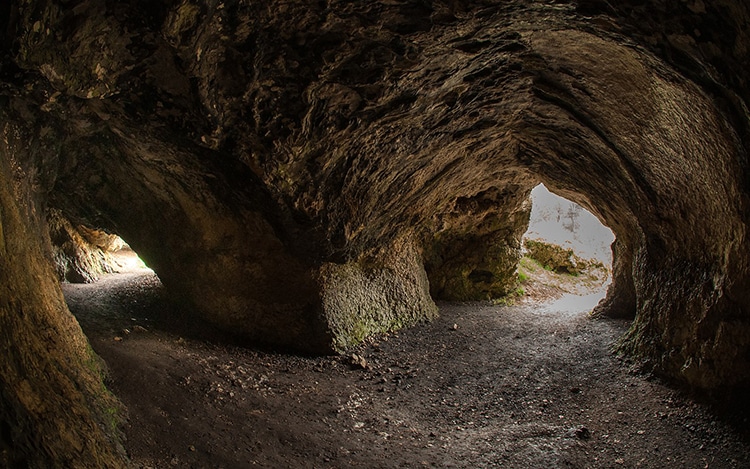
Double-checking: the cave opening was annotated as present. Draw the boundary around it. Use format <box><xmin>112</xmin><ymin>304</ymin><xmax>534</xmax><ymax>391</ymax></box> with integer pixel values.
<box><xmin>109</xmin><ymin>242</ymin><xmax>152</xmax><ymax>273</ymax></box>
<box><xmin>520</xmin><ymin>183</ymin><xmax>615</xmax><ymax>314</ymax></box>
<box><xmin>50</xmin><ymin>213</ymin><xmax>257</xmax><ymax>351</ymax></box>
<box><xmin>48</xmin><ymin>209</ymin><xmax>153</xmax><ymax>284</ymax></box>
<box><xmin>47</xmin><ymin>211</ymin><xmax>176</xmax><ymax>345</ymax></box>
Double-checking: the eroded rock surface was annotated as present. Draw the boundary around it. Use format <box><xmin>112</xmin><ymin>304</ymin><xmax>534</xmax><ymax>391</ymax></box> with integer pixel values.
<box><xmin>1</xmin><ymin>0</ymin><xmax>749</xmax><ymax>465</ymax></box>
<box><xmin>0</xmin><ymin>96</ymin><xmax>126</xmax><ymax>467</ymax></box>
<box><xmin>47</xmin><ymin>208</ymin><xmax>122</xmax><ymax>283</ymax></box>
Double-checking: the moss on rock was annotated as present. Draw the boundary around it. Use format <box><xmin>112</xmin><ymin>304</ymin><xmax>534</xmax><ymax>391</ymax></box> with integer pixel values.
<box><xmin>523</xmin><ymin>239</ymin><xmax>595</xmax><ymax>276</ymax></box>
<box><xmin>320</xmin><ymin>237</ymin><xmax>438</xmax><ymax>351</ymax></box>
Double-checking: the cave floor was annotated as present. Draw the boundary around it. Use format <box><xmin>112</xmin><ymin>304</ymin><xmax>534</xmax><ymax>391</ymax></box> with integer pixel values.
<box><xmin>62</xmin><ymin>272</ymin><xmax>750</xmax><ymax>468</ymax></box>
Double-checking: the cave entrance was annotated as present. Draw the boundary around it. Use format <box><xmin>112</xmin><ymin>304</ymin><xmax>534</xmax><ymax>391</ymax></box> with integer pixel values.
<box><xmin>48</xmin><ymin>209</ymin><xmax>154</xmax><ymax>283</ymax></box>
<box><xmin>107</xmin><ymin>238</ymin><xmax>152</xmax><ymax>274</ymax></box>
<box><xmin>519</xmin><ymin>183</ymin><xmax>615</xmax><ymax>313</ymax></box>
<box><xmin>50</xmin><ymin>214</ymin><xmax>167</xmax><ymax>342</ymax></box>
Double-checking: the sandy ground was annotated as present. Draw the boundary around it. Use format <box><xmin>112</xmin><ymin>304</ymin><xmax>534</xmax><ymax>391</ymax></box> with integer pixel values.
<box><xmin>62</xmin><ymin>264</ymin><xmax>750</xmax><ymax>468</ymax></box>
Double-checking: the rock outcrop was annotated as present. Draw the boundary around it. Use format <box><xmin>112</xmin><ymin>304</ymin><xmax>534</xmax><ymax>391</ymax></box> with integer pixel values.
<box><xmin>1</xmin><ymin>0</ymin><xmax>749</xmax><ymax>465</ymax></box>
<box><xmin>0</xmin><ymin>95</ymin><xmax>126</xmax><ymax>467</ymax></box>
<box><xmin>47</xmin><ymin>209</ymin><xmax>122</xmax><ymax>283</ymax></box>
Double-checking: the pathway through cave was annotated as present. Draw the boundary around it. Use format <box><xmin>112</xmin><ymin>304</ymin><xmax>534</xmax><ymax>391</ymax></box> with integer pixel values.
<box><xmin>62</xmin><ymin>270</ymin><xmax>750</xmax><ymax>468</ymax></box>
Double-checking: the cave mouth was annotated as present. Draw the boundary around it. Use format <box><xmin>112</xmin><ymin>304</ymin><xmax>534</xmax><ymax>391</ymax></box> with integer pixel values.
<box><xmin>54</xmin><ymin>222</ymin><xmax>257</xmax><ymax>348</ymax></box>
<box><xmin>47</xmin><ymin>208</ymin><xmax>155</xmax><ymax>284</ymax></box>
<box><xmin>520</xmin><ymin>183</ymin><xmax>615</xmax><ymax>314</ymax></box>
<box><xmin>108</xmin><ymin>240</ymin><xmax>153</xmax><ymax>274</ymax></box>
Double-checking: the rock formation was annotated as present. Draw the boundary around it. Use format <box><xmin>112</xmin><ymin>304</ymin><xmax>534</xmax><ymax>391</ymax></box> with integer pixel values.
<box><xmin>1</xmin><ymin>0</ymin><xmax>749</xmax><ymax>465</ymax></box>
<box><xmin>47</xmin><ymin>209</ymin><xmax>123</xmax><ymax>283</ymax></box>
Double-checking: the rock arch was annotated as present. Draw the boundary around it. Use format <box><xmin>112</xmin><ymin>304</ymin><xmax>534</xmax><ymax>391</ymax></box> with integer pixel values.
<box><xmin>1</xmin><ymin>0</ymin><xmax>749</xmax><ymax>465</ymax></box>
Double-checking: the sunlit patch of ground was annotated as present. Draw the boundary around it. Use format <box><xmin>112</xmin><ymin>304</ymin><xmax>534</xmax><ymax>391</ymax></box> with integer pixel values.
<box><xmin>516</xmin><ymin>255</ymin><xmax>610</xmax><ymax>311</ymax></box>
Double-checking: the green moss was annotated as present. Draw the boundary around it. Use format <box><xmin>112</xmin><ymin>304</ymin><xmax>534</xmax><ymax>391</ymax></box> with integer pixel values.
<box><xmin>323</xmin><ymin>241</ymin><xmax>438</xmax><ymax>351</ymax></box>
<box><xmin>82</xmin><ymin>343</ymin><xmax>126</xmax><ymax>442</ymax></box>
<box><xmin>102</xmin><ymin>405</ymin><xmax>123</xmax><ymax>436</ymax></box>
<box><xmin>517</xmin><ymin>270</ymin><xmax>528</xmax><ymax>283</ymax></box>
<box><xmin>333</xmin><ymin>308</ymin><xmax>421</xmax><ymax>351</ymax></box>
<box><xmin>524</xmin><ymin>239</ymin><xmax>587</xmax><ymax>275</ymax></box>
<box><xmin>349</xmin><ymin>320</ymin><xmax>371</xmax><ymax>346</ymax></box>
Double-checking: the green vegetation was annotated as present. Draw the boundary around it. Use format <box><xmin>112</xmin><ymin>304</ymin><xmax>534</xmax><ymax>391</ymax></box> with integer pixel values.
<box><xmin>514</xmin><ymin>245</ymin><xmax>611</xmax><ymax>299</ymax></box>
<box><xmin>517</xmin><ymin>270</ymin><xmax>529</xmax><ymax>283</ymax></box>
<box><xmin>83</xmin><ymin>343</ymin><xmax>126</xmax><ymax>440</ymax></box>
<box><xmin>491</xmin><ymin>285</ymin><xmax>526</xmax><ymax>306</ymax></box>
<box><xmin>524</xmin><ymin>239</ymin><xmax>589</xmax><ymax>275</ymax></box>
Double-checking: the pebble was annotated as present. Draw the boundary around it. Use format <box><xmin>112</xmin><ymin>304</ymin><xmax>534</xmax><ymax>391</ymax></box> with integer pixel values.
<box><xmin>349</xmin><ymin>354</ymin><xmax>368</xmax><ymax>370</ymax></box>
<box><xmin>574</xmin><ymin>425</ymin><xmax>591</xmax><ymax>440</ymax></box>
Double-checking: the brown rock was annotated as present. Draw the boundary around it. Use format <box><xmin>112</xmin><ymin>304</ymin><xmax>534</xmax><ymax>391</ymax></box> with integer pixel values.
<box><xmin>1</xmin><ymin>0</ymin><xmax>750</xmax><ymax>465</ymax></box>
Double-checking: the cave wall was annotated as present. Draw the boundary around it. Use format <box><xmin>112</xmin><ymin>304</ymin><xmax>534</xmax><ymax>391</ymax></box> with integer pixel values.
<box><xmin>0</xmin><ymin>94</ymin><xmax>127</xmax><ymax>467</ymax></box>
<box><xmin>1</xmin><ymin>0</ymin><xmax>750</xmax><ymax>464</ymax></box>
<box><xmin>50</xmin><ymin>116</ymin><xmax>332</xmax><ymax>351</ymax></box>
<box><xmin>519</xmin><ymin>27</ymin><xmax>749</xmax><ymax>388</ymax></box>
<box><xmin>423</xmin><ymin>186</ymin><xmax>531</xmax><ymax>301</ymax></box>
<box><xmin>320</xmin><ymin>235</ymin><xmax>438</xmax><ymax>351</ymax></box>
<box><xmin>47</xmin><ymin>208</ymin><xmax>121</xmax><ymax>283</ymax></box>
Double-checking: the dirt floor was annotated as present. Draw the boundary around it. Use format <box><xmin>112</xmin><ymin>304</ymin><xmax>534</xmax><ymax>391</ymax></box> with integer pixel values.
<box><xmin>62</xmin><ymin>260</ymin><xmax>750</xmax><ymax>468</ymax></box>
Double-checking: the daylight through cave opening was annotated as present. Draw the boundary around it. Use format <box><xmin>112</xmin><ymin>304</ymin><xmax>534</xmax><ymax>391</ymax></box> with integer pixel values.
<box><xmin>48</xmin><ymin>208</ymin><xmax>153</xmax><ymax>285</ymax></box>
<box><xmin>521</xmin><ymin>183</ymin><xmax>616</xmax><ymax>314</ymax></box>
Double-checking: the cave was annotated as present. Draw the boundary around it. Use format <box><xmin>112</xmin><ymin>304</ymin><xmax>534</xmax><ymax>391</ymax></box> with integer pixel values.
<box><xmin>1</xmin><ymin>0</ymin><xmax>749</xmax><ymax>466</ymax></box>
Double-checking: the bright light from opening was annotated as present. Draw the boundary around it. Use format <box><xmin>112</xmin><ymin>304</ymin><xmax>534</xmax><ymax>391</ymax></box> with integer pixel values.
<box><xmin>524</xmin><ymin>184</ymin><xmax>615</xmax><ymax>264</ymax></box>
<box><xmin>522</xmin><ymin>184</ymin><xmax>616</xmax><ymax>313</ymax></box>
<box><xmin>116</xmin><ymin>250</ymin><xmax>150</xmax><ymax>271</ymax></box>
<box><xmin>110</xmin><ymin>237</ymin><xmax>152</xmax><ymax>273</ymax></box>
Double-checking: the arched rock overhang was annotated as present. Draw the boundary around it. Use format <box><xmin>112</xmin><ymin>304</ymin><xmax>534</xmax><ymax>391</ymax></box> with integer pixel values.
<box><xmin>2</xmin><ymin>1</ymin><xmax>750</xmax><ymax>465</ymax></box>
<box><xmin>6</xmin><ymin>0</ymin><xmax>746</xmax><ymax>387</ymax></box>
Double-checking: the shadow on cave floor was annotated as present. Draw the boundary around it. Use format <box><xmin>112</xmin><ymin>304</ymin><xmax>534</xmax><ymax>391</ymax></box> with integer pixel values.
<box><xmin>62</xmin><ymin>267</ymin><xmax>252</xmax><ymax>349</ymax></box>
<box><xmin>62</xmin><ymin>270</ymin><xmax>750</xmax><ymax>468</ymax></box>
<box><xmin>63</xmin><ymin>272</ymin><xmax>195</xmax><ymax>340</ymax></box>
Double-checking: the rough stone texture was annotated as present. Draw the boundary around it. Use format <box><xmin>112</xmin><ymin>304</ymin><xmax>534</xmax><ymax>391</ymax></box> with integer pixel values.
<box><xmin>1</xmin><ymin>0</ymin><xmax>750</xmax><ymax>464</ymax></box>
<box><xmin>0</xmin><ymin>94</ymin><xmax>127</xmax><ymax>467</ymax></box>
<box><xmin>47</xmin><ymin>208</ymin><xmax>120</xmax><ymax>283</ymax></box>
<box><xmin>423</xmin><ymin>187</ymin><xmax>531</xmax><ymax>300</ymax></box>
<box><xmin>321</xmin><ymin>236</ymin><xmax>438</xmax><ymax>351</ymax></box>
<box><xmin>524</xmin><ymin>239</ymin><xmax>597</xmax><ymax>276</ymax></box>
<box><xmin>48</xmin><ymin>115</ymin><xmax>330</xmax><ymax>352</ymax></box>
<box><xmin>522</xmin><ymin>27</ymin><xmax>749</xmax><ymax>390</ymax></box>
